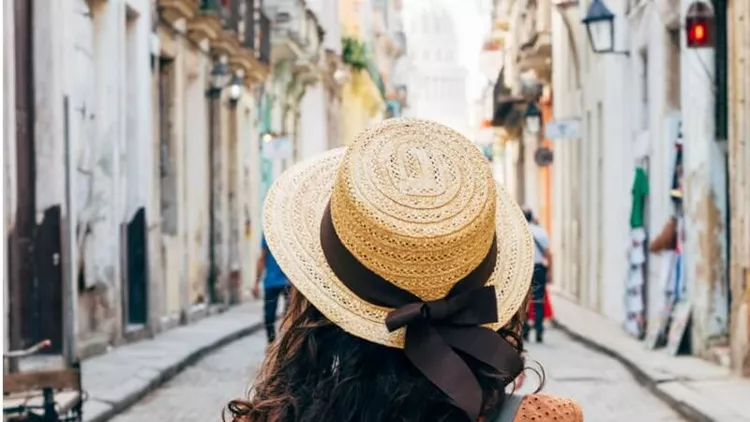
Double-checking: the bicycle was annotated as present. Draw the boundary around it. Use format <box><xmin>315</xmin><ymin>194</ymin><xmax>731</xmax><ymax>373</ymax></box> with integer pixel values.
<box><xmin>3</xmin><ymin>340</ymin><xmax>84</xmax><ymax>422</ymax></box>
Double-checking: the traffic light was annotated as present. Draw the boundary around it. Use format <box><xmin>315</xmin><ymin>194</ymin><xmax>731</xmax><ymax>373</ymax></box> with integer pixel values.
<box><xmin>685</xmin><ymin>1</ymin><xmax>714</xmax><ymax>48</ymax></box>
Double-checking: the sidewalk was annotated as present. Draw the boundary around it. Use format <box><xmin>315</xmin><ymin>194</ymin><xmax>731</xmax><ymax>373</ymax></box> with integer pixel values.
<box><xmin>551</xmin><ymin>293</ymin><xmax>750</xmax><ymax>422</ymax></box>
<box><xmin>82</xmin><ymin>301</ymin><xmax>263</xmax><ymax>422</ymax></box>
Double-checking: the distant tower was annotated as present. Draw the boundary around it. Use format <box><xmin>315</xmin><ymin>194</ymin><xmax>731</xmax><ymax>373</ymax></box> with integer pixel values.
<box><xmin>402</xmin><ymin>0</ymin><xmax>469</xmax><ymax>136</ymax></box>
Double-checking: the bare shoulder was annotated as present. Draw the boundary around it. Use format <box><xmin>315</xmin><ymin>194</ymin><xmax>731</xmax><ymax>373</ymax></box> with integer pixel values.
<box><xmin>512</xmin><ymin>394</ymin><xmax>583</xmax><ymax>422</ymax></box>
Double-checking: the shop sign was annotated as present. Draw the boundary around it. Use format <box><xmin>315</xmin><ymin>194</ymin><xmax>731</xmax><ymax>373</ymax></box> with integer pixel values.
<box><xmin>546</xmin><ymin>118</ymin><xmax>581</xmax><ymax>140</ymax></box>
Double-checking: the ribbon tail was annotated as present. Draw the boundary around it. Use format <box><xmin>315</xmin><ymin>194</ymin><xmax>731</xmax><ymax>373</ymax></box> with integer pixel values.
<box><xmin>403</xmin><ymin>320</ymin><xmax>484</xmax><ymax>421</ymax></box>
<box><xmin>439</xmin><ymin>326</ymin><xmax>525</xmax><ymax>382</ymax></box>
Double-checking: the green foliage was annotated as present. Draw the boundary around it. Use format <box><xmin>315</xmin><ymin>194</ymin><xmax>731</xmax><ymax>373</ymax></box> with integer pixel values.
<box><xmin>341</xmin><ymin>37</ymin><xmax>368</xmax><ymax>70</ymax></box>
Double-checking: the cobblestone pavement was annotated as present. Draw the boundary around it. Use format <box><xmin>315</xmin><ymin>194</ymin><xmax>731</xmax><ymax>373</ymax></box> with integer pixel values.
<box><xmin>110</xmin><ymin>331</ymin><xmax>267</xmax><ymax>422</ymax></box>
<box><xmin>519</xmin><ymin>329</ymin><xmax>684</xmax><ymax>421</ymax></box>
<box><xmin>112</xmin><ymin>328</ymin><xmax>683</xmax><ymax>422</ymax></box>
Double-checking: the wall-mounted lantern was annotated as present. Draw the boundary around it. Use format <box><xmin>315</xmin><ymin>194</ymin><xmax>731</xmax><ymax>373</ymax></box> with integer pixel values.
<box><xmin>685</xmin><ymin>1</ymin><xmax>714</xmax><ymax>48</ymax></box>
<box><xmin>524</xmin><ymin>102</ymin><xmax>542</xmax><ymax>135</ymax></box>
<box><xmin>582</xmin><ymin>0</ymin><xmax>629</xmax><ymax>56</ymax></box>
<box><xmin>208</xmin><ymin>58</ymin><xmax>230</xmax><ymax>97</ymax></box>
<box><xmin>228</xmin><ymin>75</ymin><xmax>243</xmax><ymax>107</ymax></box>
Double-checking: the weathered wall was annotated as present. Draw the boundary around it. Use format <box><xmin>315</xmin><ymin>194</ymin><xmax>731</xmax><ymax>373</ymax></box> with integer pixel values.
<box><xmin>157</xmin><ymin>22</ymin><xmax>189</xmax><ymax>319</ymax></box>
<box><xmin>728</xmin><ymin>0</ymin><xmax>750</xmax><ymax>376</ymax></box>
<box><xmin>236</xmin><ymin>91</ymin><xmax>261</xmax><ymax>300</ymax></box>
<box><xmin>183</xmin><ymin>41</ymin><xmax>211</xmax><ymax>309</ymax></box>
<box><xmin>216</xmin><ymin>93</ymin><xmax>232</xmax><ymax>301</ymax></box>
<box><xmin>73</xmin><ymin>0</ymin><xmax>118</xmax><ymax>352</ymax></box>
<box><xmin>680</xmin><ymin>0</ymin><xmax>730</xmax><ymax>357</ymax></box>
<box><xmin>68</xmin><ymin>0</ymin><xmax>153</xmax><ymax>354</ymax></box>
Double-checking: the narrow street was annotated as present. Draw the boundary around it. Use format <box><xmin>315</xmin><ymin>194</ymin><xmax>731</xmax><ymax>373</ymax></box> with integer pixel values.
<box><xmin>111</xmin><ymin>328</ymin><xmax>683</xmax><ymax>422</ymax></box>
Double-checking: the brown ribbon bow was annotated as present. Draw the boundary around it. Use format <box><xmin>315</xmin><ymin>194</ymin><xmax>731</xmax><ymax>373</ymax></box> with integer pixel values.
<box><xmin>320</xmin><ymin>204</ymin><xmax>524</xmax><ymax>421</ymax></box>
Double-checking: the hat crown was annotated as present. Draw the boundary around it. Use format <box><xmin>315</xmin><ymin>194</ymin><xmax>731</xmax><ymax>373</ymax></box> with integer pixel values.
<box><xmin>330</xmin><ymin>119</ymin><xmax>497</xmax><ymax>301</ymax></box>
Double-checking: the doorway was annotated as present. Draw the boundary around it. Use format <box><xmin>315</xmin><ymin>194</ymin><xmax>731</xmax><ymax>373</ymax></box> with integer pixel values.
<box><xmin>9</xmin><ymin>0</ymin><xmax>64</xmax><ymax>354</ymax></box>
<box><xmin>121</xmin><ymin>9</ymin><xmax>149</xmax><ymax>329</ymax></box>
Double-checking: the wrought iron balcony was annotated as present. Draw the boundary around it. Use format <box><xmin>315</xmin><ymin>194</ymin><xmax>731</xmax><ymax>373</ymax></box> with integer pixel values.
<box><xmin>257</xmin><ymin>11</ymin><xmax>271</xmax><ymax>65</ymax></box>
<box><xmin>200</xmin><ymin>0</ymin><xmax>258</xmax><ymax>52</ymax></box>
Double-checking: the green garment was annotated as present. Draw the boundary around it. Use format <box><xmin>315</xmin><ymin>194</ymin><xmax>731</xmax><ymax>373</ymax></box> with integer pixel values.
<box><xmin>630</xmin><ymin>167</ymin><xmax>649</xmax><ymax>228</ymax></box>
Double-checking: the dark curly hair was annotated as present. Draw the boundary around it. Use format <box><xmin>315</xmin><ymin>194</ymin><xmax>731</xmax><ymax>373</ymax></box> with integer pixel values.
<box><xmin>225</xmin><ymin>288</ymin><xmax>530</xmax><ymax>422</ymax></box>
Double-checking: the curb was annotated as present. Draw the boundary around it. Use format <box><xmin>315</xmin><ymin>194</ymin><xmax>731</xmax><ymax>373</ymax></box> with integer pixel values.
<box><xmin>86</xmin><ymin>321</ymin><xmax>263</xmax><ymax>422</ymax></box>
<box><xmin>551</xmin><ymin>318</ymin><xmax>714</xmax><ymax>422</ymax></box>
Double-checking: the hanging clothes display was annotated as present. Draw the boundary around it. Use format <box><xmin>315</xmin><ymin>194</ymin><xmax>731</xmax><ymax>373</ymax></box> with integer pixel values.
<box><xmin>625</xmin><ymin>166</ymin><xmax>649</xmax><ymax>338</ymax></box>
<box><xmin>645</xmin><ymin>216</ymin><xmax>678</xmax><ymax>348</ymax></box>
<box><xmin>647</xmin><ymin>139</ymin><xmax>685</xmax><ymax>348</ymax></box>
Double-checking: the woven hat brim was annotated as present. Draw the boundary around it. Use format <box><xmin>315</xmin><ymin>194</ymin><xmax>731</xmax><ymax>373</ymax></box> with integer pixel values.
<box><xmin>262</xmin><ymin>148</ymin><xmax>534</xmax><ymax>349</ymax></box>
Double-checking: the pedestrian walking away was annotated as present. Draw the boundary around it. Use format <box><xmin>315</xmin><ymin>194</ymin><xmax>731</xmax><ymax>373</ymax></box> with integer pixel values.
<box><xmin>522</xmin><ymin>208</ymin><xmax>553</xmax><ymax>344</ymax></box>
<box><xmin>228</xmin><ymin>119</ymin><xmax>582</xmax><ymax>422</ymax></box>
<box><xmin>253</xmin><ymin>234</ymin><xmax>289</xmax><ymax>344</ymax></box>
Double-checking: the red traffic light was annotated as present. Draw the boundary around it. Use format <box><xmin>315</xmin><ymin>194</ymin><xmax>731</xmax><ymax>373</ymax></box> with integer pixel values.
<box><xmin>685</xmin><ymin>1</ymin><xmax>714</xmax><ymax>48</ymax></box>
<box><xmin>686</xmin><ymin>18</ymin><xmax>710</xmax><ymax>47</ymax></box>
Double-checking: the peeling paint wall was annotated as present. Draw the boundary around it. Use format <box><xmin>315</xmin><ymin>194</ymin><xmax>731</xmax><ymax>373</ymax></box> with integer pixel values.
<box><xmin>19</xmin><ymin>0</ymin><xmax>155</xmax><ymax>356</ymax></box>
<box><xmin>73</xmin><ymin>0</ymin><xmax>120</xmax><ymax>352</ymax></box>
<box><xmin>5</xmin><ymin>0</ymin><xmax>264</xmax><ymax>357</ymax></box>
<box><xmin>680</xmin><ymin>0</ymin><xmax>730</xmax><ymax>357</ymax></box>
<box><xmin>184</xmin><ymin>42</ymin><xmax>211</xmax><ymax>308</ymax></box>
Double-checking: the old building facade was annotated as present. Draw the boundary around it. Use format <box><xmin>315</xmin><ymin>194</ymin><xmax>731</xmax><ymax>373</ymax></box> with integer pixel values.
<box><xmin>3</xmin><ymin>0</ymin><xmax>270</xmax><ymax>359</ymax></box>
<box><xmin>542</xmin><ymin>0</ymin><xmax>749</xmax><ymax>375</ymax></box>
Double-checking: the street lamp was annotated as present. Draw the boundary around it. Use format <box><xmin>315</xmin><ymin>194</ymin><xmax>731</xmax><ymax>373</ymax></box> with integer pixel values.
<box><xmin>228</xmin><ymin>74</ymin><xmax>242</xmax><ymax>107</ymax></box>
<box><xmin>209</xmin><ymin>59</ymin><xmax>230</xmax><ymax>98</ymax></box>
<box><xmin>524</xmin><ymin>102</ymin><xmax>542</xmax><ymax>135</ymax></box>
<box><xmin>582</xmin><ymin>0</ymin><xmax>628</xmax><ymax>56</ymax></box>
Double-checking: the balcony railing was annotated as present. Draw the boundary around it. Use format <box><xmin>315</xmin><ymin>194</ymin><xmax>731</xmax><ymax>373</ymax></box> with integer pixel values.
<box><xmin>200</xmin><ymin>0</ymin><xmax>259</xmax><ymax>52</ymax></box>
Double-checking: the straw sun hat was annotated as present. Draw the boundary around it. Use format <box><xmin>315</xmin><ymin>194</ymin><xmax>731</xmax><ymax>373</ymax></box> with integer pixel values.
<box><xmin>262</xmin><ymin>118</ymin><xmax>533</xmax><ymax>419</ymax></box>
